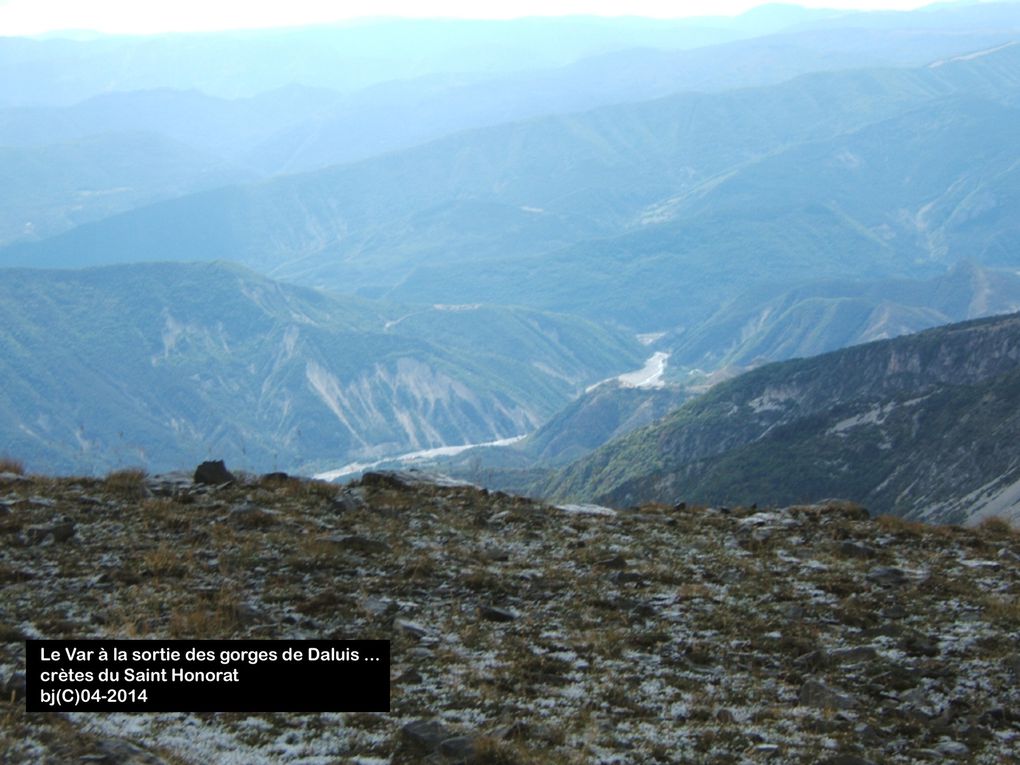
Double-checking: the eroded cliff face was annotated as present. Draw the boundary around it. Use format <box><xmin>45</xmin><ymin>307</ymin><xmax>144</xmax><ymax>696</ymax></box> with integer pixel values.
<box><xmin>0</xmin><ymin>262</ymin><xmax>642</xmax><ymax>475</ymax></box>
<box><xmin>547</xmin><ymin>313</ymin><xmax>1020</xmax><ymax>524</ymax></box>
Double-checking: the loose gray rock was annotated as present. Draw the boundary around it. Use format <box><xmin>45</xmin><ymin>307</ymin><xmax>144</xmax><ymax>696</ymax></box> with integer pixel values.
<box><xmin>3</xmin><ymin>671</ymin><xmax>26</xmax><ymax>702</ymax></box>
<box><xmin>900</xmin><ymin>631</ymin><xmax>939</xmax><ymax>657</ymax></box>
<box><xmin>146</xmin><ymin>471</ymin><xmax>193</xmax><ymax>496</ymax></box>
<box><xmin>1004</xmin><ymin>654</ymin><xmax>1020</xmax><ymax>677</ymax></box>
<box><xmin>491</xmin><ymin>720</ymin><xmax>529</xmax><ymax>740</ymax></box>
<box><xmin>331</xmin><ymin>535</ymin><xmax>388</xmax><ymax>554</ymax></box>
<box><xmin>936</xmin><ymin>740</ymin><xmax>970</xmax><ymax>757</ymax></box>
<box><xmin>479</xmin><ymin>605</ymin><xmax>518</xmax><ymax>622</ymax></box>
<box><xmin>401</xmin><ymin>719</ymin><xmax>452</xmax><ymax>753</ymax></box>
<box><xmin>25</xmin><ymin>521</ymin><xmax>75</xmax><ymax>545</ymax></box>
<box><xmin>997</xmin><ymin>547</ymin><xmax>1020</xmax><ymax>564</ymax></box>
<box><xmin>330</xmin><ymin>490</ymin><xmax>366</xmax><ymax>513</ymax></box>
<box><xmin>866</xmin><ymin>566</ymin><xmax>908</xmax><ymax>587</ymax></box>
<box><xmin>439</xmin><ymin>735</ymin><xmax>478</xmax><ymax>761</ymax></box>
<box><xmin>799</xmin><ymin>678</ymin><xmax>858</xmax><ymax>710</ymax></box>
<box><xmin>396</xmin><ymin>620</ymin><xmax>429</xmax><ymax>639</ymax></box>
<box><xmin>839</xmin><ymin>541</ymin><xmax>877</xmax><ymax>559</ymax></box>
<box><xmin>829</xmin><ymin>646</ymin><xmax>878</xmax><ymax>664</ymax></box>
<box><xmin>819</xmin><ymin>756</ymin><xmax>877</xmax><ymax>765</ymax></box>
<box><xmin>91</xmin><ymin>738</ymin><xmax>171</xmax><ymax>765</ymax></box>
<box><xmin>193</xmin><ymin>460</ymin><xmax>235</xmax><ymax>485</ymax></box>
<box><xmin>610</xmin><ymin>571</ymin><xmax>644</xmax><ymax>584</ymax></box>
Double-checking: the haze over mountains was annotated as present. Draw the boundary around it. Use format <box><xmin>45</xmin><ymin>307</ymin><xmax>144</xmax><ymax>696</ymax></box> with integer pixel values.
<box><xmin>2</xmin><ymin>2</ymin><xmax>1020</xmax><ymax>525</ymax></box>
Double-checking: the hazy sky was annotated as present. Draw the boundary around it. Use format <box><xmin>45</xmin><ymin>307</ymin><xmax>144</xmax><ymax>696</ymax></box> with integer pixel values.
<box><xmin>0</xmin><ymin>0</ymin><xmax>939</xmax><ymax>36</ymax></box>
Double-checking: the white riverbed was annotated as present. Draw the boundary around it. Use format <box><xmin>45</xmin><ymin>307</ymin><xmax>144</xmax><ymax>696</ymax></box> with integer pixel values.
<box><xmin>313</xmin><ymin>434</ymin><xmax>527</xmax><ymax>481</ymax></box>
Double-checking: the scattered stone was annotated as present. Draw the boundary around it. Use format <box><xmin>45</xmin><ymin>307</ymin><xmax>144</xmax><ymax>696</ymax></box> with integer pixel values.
<box><xmin>25</xmin><ymin>521</ymin><xmax>75</xmax><ymax>545</ymax></box>
<box><xmin>145</xmin><ymin>471</ymin><xmax>193</xmax><ymax>496</ymax></box>
<box><xmin>839</xmin><ymin>541</ymin><xmax>877</xmax><ymax>558</ymax></box>
<box><xmin>479</xmin><ymin>546</ymin><xmax>510</xmax><ymax>562</ymax></box>
<box><xmin>866</xmin><ymin>566</ymin><xmax>908</xmax><ymax>587</ymax></box>
<box><xmin>193</xmin><ymin>460</ymin><xmax>235</xmax><ymax>485</ymax></box>
<box><xmin>3</xmin><ymin>671</ymin><xmax>26</xmax><ymax>702</ymax></box>
<box><xmin>780</xmin><ymin>603</ymin><xmax>806</xmax><ymax>620</ymax></box>
<box><xmin>396</xmin><ymin>668</ymin><xmax>423</xmax><ymax>684</ymax></box>
<box><xmin>715</xmin><ymin>708</ymin><xmax>736</xmax><ymax>724</ymax></box>
<box><xmin>882</xmin><ymin>603</ymin><xmax>907</xmax><ymax>620</ymax></box>
<box><xmin>852</xmin><ymin>723</ymin><xmax>883</xmax><ymax>747</ymax></box>
<box><xmin>491</xmin><ymin>721</ymin><xmax>529</xmax><ymax>740</ymax></box>
<box><xmin>401</xmin><ymin>719</ymin><xmax>452</xmax><ymax>753</ymax></box>
<box><xmin>935</xmin><ymin>740</ymin><xmax>970</xmax><ymax>757</ymax></box>
<box><xmin>829</xmin><ymin>646</ymin><xmax>878</xmax><ymax>664</ymax></box>
<box><xmin>49</xmin><ymin>521</ymin><xmax>75</xmax><ymax>543</ymax></box>
<box><xmin>819</xmin><ymin>756</ymin><xmax>876</xmax><ymax>765</ymax></box>
<box><xmin>794</xmin><ymin>650</ymin><xmax>830</xmax><ymax>671</ymax></box>
<box><xmin>361</xmin><ymin>598</ymin><xmax>397</xmax><ymax>616</ymax></box>
<box><xmin>900</xmin><ymin>631</ymin><xmax>939</xmax><ymax>657</ymax></box>
<box><xmin>1003</xmin><ymin>654</ymin><xmax>1020</xmax><ymax>677</ymax></box>
<box><xmin>478</xmin><ymin>605</ymin><xmax>517</xmax><ymax>622</ymax></box>
<box><xmin>997</xmin><ymin>547</ymin><xmax>1020</xmax><ymax>564</ymax></box>
<box><xmin>5</xmin><ymin>469</ymin><xmax>1020</xmax><ymax>764</ymax></box>
<box><xmin>90</xmin><ymin>738</ymin><xmax>173</xmax><ymax>765</ymax></box>
<box><xmin>330</xmin><ymin>490</ymin><xmax>366</xmax><ymax>513</ymax></box>
<box><xmin>328</xmin><ymin>534</ymin><xmax>388</xmax><ymax>554</ymax></box>
<box><xmin>799</xmin><ymin>678</ymin><xmax>858</xmax><ymax>710</ymax></box>
<box><xmin>610</xmin><ymin>571</ymin><xmax>645</xmax><ymax>584</ymax></box>
<box><xmin>227</xmin><ymin>504</ymin><xmax>277</xmax><ymax>528</ymax></box>
<box><xmin>438</xmin><ymin>735</ymin><xmax>478</xmax><ymax>761</ymax></box>
<box><xmin>396</xmin><ymin>620</ymin><xmax>429</xmax><ymax>639</ymax></box>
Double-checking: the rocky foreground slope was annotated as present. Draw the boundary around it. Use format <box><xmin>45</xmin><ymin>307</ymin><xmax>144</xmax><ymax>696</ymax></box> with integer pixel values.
<box><xmin>2</xmin><ymin>466</ymin><xmax>1019</xmax><ymax>764</ymax></box>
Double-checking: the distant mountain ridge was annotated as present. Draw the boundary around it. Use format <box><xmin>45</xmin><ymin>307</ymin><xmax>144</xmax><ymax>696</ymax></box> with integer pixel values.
<box><xmin>7</xmin><ymin>43</ymin><xmax>1019</xmax><ymax>332</ymax></box>
<box><xmin>666</xmin><ymin>262</ymin><xmax>1020</xmax><ymax>370</ymax></box>
<box><xmin>0</xmin><ymin>262</ymin><xmax>642</xmax><ymax>475</ymax></box>
<box><xmin>545</xmin><ymin>312</ymin><xmax>1020</xmax><ymax>525</ymax></box>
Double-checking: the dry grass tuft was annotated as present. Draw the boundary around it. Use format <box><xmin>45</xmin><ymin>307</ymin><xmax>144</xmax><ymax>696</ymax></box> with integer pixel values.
<box><xmin>875</xmin><ymin>514</ymin><xmax>926</xmax><ymax>536</ymax></box>
<box><xmin>472</xmin><ymin>736</ymin><xmax>538</xmax><ymax>765</ymax></box>
<box><xmin>169</xmin><ymin>589</ymin><xmax>244</xmax><ymax>638</ymax></box>
<box><xmin>104</xmin><ymin>467</ymin><xmax>148</xmax><ymax>498</ymax></box>
<box><xmin>0</xmin><ymin>456</ymin><xmax>25</xmax><ymax>475</ymax></box>
<box><xmin>140</xmin><ymin>543</ymin><xmax>192</xmax><ymax>578</ymax></box>
<box><xmin>977</xmin><ymin>515</ymin><xmax>1016</xmax><ymax>536</ymax></box>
